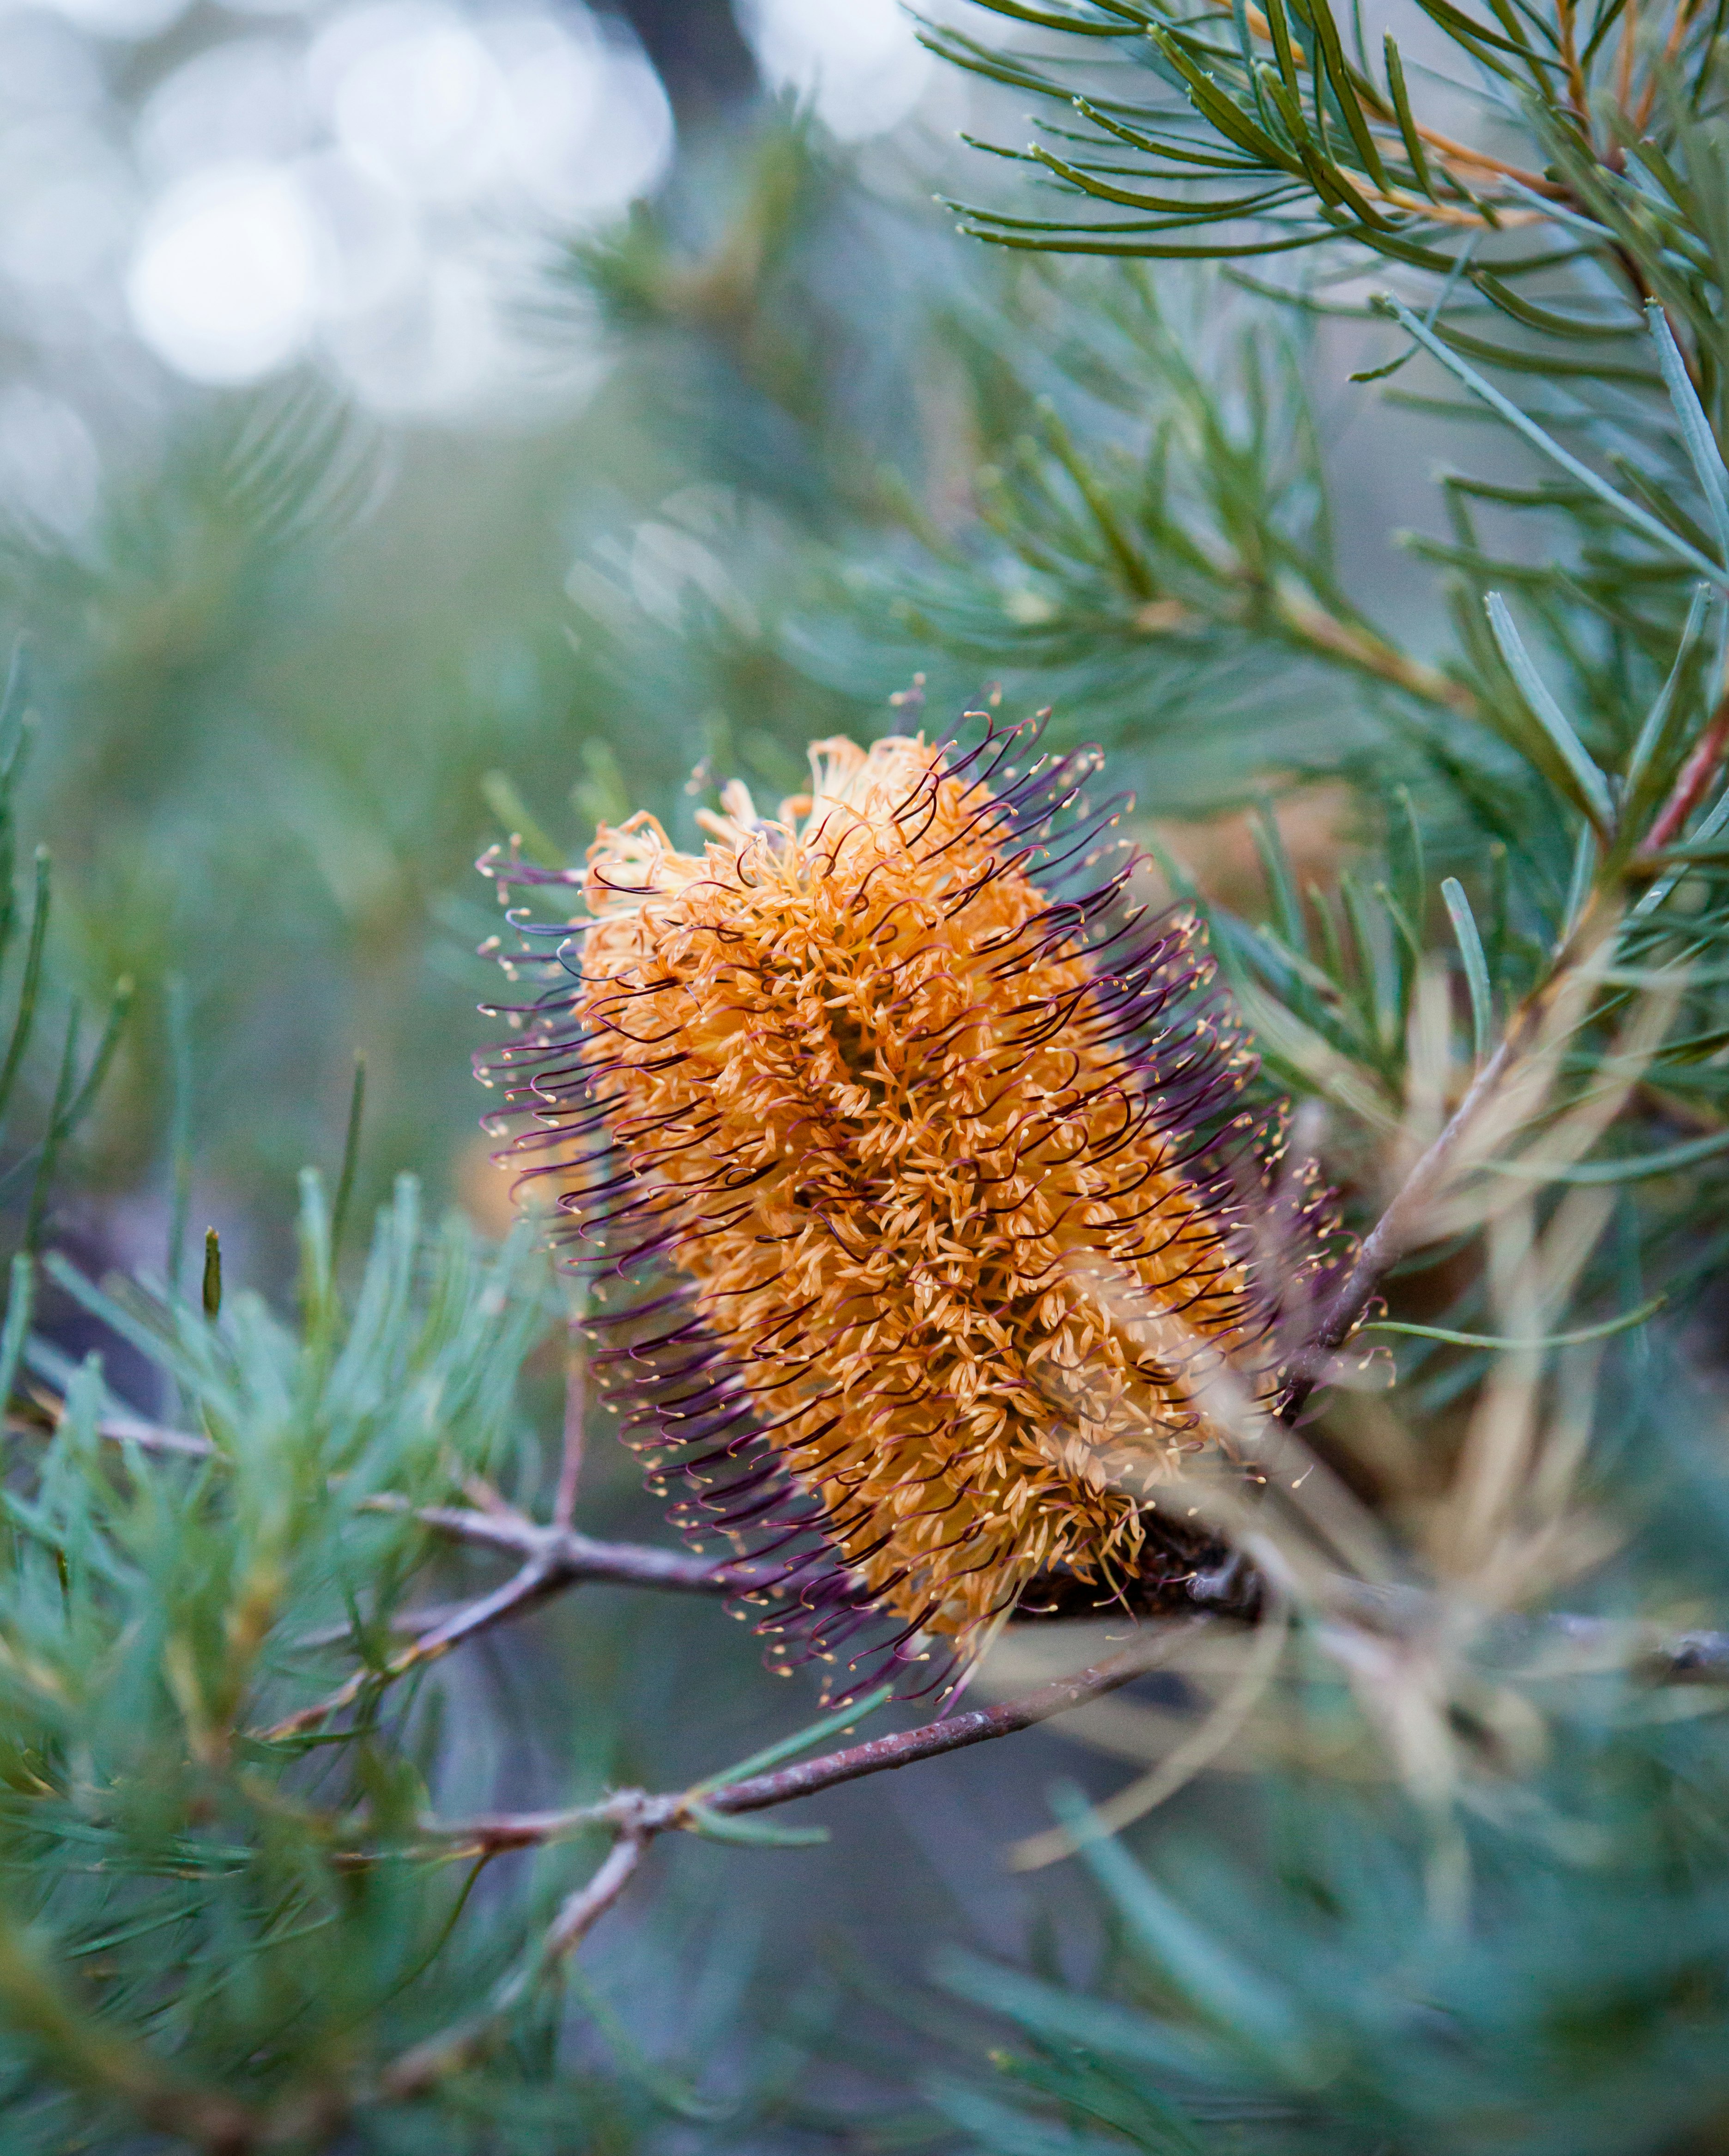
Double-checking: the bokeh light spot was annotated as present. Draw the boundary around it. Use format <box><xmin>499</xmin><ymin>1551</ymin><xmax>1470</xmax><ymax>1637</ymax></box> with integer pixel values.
<box><xmin>738</xmin><ymin>0</ymin><xmax>932</xmax><ymax>140</ymax></box>
<box><xmin>127</xmin><ymin>159</ymin><xmax>320</xmax><ymax>383</ymax></box>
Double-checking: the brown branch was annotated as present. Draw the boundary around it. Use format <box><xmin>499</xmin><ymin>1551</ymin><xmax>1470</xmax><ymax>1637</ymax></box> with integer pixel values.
<box><xmin>364</xmin><ymin>1640</ymin><xmax>1177</xmax><ymax>2109</ymax></box>
<box><xmin>1556</xmin><ymin>0</ymin><xmax>1595</xmax><ymax>139</ymax></box>
<box><xmin>417</xmin><ymin>1786</ymin><xmax>684</xmax><ymax>1857</ymax></box>
<box><xmin>411</xmin><ymin>1603</ymin><xmax>1729</xmax><ymax>1871</ymax></box>
<box><xmin>1642</xmin><ymin>692</ymin><xmax>1729</xmax><ymax>856</ymax></box>
<box><xmin>705</xmin><ymin>1634</ymin><xmax>1198</xmax><ymax>1813</ymax></box>
<box><xmin>1634</xmin><ymin>0</ymin><xmax>1704</xmax><ymax>127</ymax></box>
<box><xmin>417</xmin><ymin>1630</ymin><xmax>1197</xmax><ymax>1858</ymax></box>
<box><xmin>265</xmin><ymin>1506</ymin><xmax>773</xmax><ymax>1738</ymax></box>
<box><xmin>263</xmin><ymin>1558</ymin><xmax>570</xmax><ymax>1739</ymax></box>
<box><xmin>304</xmin><ymin>1492</ymin><xmax>1729</xmax><ymax>1729</ymax></box>
<box><xmin>363</xmin><ymin>1599</ymin><xmax>1729</xmax><ymax>2103</ymax></box>
<box><xmin>1272</xmin><ymin>590</ymin><xmax>1479</xmax><ymax>718</ymax></box>
<box><xmin>398</xmin><ymin>1502</ymin><xmax>764</xmax><ymax>1594</ymax></box>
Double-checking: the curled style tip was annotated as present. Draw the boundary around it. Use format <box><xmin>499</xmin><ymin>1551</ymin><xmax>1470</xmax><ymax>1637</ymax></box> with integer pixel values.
<box><xmin>478</xmin><ymin>721</ymin><xmax>1347</xmax><ymax>1703</ymax></box>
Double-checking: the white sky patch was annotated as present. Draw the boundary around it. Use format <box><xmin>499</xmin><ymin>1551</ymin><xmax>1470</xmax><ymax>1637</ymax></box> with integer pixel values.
<box><xmin>36</xmin><ymin>0</ymin><xmax>190</xmax><ymax>43</ymax></box>
<box><xmin>310</xmin><ymin>2</ymin><xmax>513</xmax><ymax>205</ymax></box>
<box><xmin>0</xmin><ymin>12</ymin><xmax>105</xmax><ymax>114</ymax></box>
<box><xmin>491</xmin><ymin>12</ymin><xmax>671</xmax><ymax>220</ymax></box>
<box><xmin>117</xmin><ymin>0</ymin><xmax>672</xmax><ymax>406</ymax></box>
<box><xmin>737</xmin><ymin>0</ymin><xmax>932</xmax><ymax>141</ymax></box>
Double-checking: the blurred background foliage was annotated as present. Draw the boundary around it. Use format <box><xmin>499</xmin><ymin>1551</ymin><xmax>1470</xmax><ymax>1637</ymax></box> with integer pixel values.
<box><xmin>0</xmin><ymin>0</ymin><xmax>1429</xmax><ymax>1272</ymax></box>
<box><xmin>9</xmin><ymin>0</ymin><xmax>1729</xmax><ymax>2144</ymax></box>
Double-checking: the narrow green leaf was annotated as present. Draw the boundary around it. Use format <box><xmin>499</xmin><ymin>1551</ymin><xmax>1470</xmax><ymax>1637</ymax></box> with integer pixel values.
<box><xmin>1581</xmin><ymin>0</ymin><xmax>1632</xmax><ymax>64</ymax></box>
<box><xmin>1485</xmin><ymin>592</ymin><xmax>1614</xmax><ymax>829</ymax></box>
<box><xmin>1441</xmin><ymin>878</ymin><xmax>1492</xmax><ymax>1065</ymax></box>
<box><xmin>1305</xmin><ymin>0</ymin><xmax>1388</xmax><ymax>185</ymax></box>
<box><xmin>1051</xmin><ymin>1787</ymin><xmax>1312</xmax><ymax>2071</ymax></box>
<box><xmin>1561</xmin><ymin>819</ymin><xmax>1598</xmax><ymax>939</ymax></box>
<box><xmin>0</xmin><ymin>1253</ymin><xmax>32</xmax><ymax>1422</ymax></box>
<box><xmin>934</xmin><ymin>1948</ymin><xmax>1238</xmax><ymax>2081</ymax></box>
<box><xmin>1341</xmin><ymin>870</ymin><xmax>1400</xmax><ymax>1054</ymax></box>
<box><xmin>1647</xmin><ymin>302</ymin><xmax>1729</xmax><ymax>569</ymax></box>
<box><xmin>1265</xmin><ymin>0</ymin><xmax>1304</xmax><ymax>94</ymax></box>
<box><xmin>687</xmin><ymin>1682</ymin><xmax>893</xmax><ymax>1798</ymax></box>
<box><xmin>22</xmin><ymin>1001</ymin><xmax>79</xmax><ymax>1254</ymax></box>
<box><xmin>679</xmin><ymin>1802</ymin><xmax>830</xmax><ymax>1847</ymax></box>
<box><xmin>297</xmin><ymin>1167</ymin><xmax>333</xmax><ymax>1320</ymax></box>
<box><xmin>1633</xmin><ymin>787</ymin><xmax>1729</xmax><ymax>917</ymax></box>
<box><xmin>56</xmin><ymin>975</ymin><xmax>132</xmax><ymax>1146</ymax></box>
<box><xmin>1251</xmin><ymin>804</ymin><xmax>1311</xmax><ymax>955</ymax></box>
<box><xmin>943</xmin><ymin>0</ymin><xmax>1137</xmax><ymax>30</ymax></box>
<box><xmin>0</xmin><ymin>639</ymin><xmax>28</xmax><ymax>761</ymax></box>
<box><xmin>1495</xmin><ymin>1127</ymin><xmax>1729</xmax><ymax>1183</ymax></box>
<box><xmin>1626</xmin><ymin>584</ymin><xmax>1712</xmax><ymax>814</ymax></box>
<box><xmin>480</xmin><ymin>770</ymin><xmax>562</xmax><ymax>870</ymax></box>
<box><xmin>1394</xmin><ymin>785</ymin><xmax>1426</xmax><ymax>933</ymax></box>
<box><xmin>1378</xmin><ymin>299</ymin><xmax>1729</xmax><ymax>589</ymax></box>
<box><xmin>1382</xmin><ymin>35</ymin><xmax>1435</xmax><ymax>196</ymax></box>
<box><xmin>203</xmin><ymin>1229</ymin><xmax>223</xmax><ymax>1321</ymax></box>
<box><xmin>962</xmin><ymin>225</ymin><xmax>1331</xmax><ymax>261</ymax></box>
<box><xmin>0</xmin><ymin>848</ymin><xmax>50</xmax><ymax>1139</ymax></box>
<box><xmin>1026</xmin><ymin>148</ymin><xmax>1294</xmax><ymax>221</ymax></box>
<box><xmin>1405</xmin><ymin>0</ymin><xmax>1529</xmax><ymax>65</ymax></box>
<box><xmin>331</xmin><ymin>1055</ymin><xmax>367</xmax><ymax>1264</ymax></box>
<box><xmin>1145</xmin><ymin>26</ymin><xmax>1296</xmax><ymax>164</ymax></box>
<box><xmin>1351</xmin><ymin>232</ymin><xmax>1477</xmax><ymax>381</ymax></box>
<box><xmin>1034</xmin><ymin>400</ymin><xmax>1156</xmax><ymax>598</ymax></box>
<box><xmin>1367</xmin><ymin>1295</ymin><xmax>1664</xmax><ymax>1347</ymax></box>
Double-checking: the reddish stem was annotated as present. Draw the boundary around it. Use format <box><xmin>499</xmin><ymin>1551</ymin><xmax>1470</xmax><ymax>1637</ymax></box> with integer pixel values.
<box><xmin>705</xmin><ymin>1634</ymin><xmax>1193</xmax><ymax>1816</ymax></box>
<box><xmin>1644</xmin><ymin>696</ymin><xmax>1729</xmax><ymax>856</ymax></box>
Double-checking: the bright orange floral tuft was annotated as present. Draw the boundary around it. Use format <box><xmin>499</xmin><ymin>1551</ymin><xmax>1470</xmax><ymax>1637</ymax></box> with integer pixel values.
<box><xmin>482</xmin><ymin>720</ymin><xmax>1340</xmax><ymax>1698</ymax></box>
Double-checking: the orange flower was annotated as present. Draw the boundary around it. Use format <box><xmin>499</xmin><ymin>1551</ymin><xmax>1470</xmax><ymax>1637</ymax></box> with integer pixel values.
<box><xmin>483</xmin><ymin>720</ymin><xmax>1340</xmax><ymax>1700</ymax></box>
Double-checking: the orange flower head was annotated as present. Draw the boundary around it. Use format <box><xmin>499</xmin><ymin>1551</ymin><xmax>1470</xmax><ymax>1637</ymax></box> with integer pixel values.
<box><xmin>482</xmin><ymin>717</ymin><xmax>1341</xmax><ymax>1701</ymax></box>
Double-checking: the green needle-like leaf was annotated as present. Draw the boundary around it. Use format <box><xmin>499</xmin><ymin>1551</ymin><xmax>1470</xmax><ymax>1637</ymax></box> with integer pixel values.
<box><xmin>1485</xmin><ymin>592</ymin><xmax>1615</xmax><ymax>829</ymax></box>
<box><xmin>1442</xmin><ymin>876</ymin><xmax>1493</xmax><ymax>1064</ymax></box>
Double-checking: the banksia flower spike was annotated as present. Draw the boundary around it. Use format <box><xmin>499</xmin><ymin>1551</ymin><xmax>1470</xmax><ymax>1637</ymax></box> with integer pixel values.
<box><xmin>480</xmin><ymin>713</ymin><xmax>1343</xmax><ymax>1702</ymax></box>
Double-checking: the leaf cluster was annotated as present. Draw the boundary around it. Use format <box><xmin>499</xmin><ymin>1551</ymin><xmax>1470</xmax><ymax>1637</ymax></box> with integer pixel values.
<box><xmin>0</xmin><ymin>1178</ymin><xmax>790</xmax><ymax>2150</ymax></box>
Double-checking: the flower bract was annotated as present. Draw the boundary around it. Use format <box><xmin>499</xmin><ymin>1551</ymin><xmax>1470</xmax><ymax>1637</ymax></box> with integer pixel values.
<box><xmin>483</xmin><ymin>718</ymin><xmax>1342</xmax><ymax>1699</ymax></box>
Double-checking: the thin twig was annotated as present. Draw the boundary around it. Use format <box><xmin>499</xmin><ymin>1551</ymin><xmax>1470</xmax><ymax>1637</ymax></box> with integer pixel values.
<box><xmin>398</xmin><ymin>1502</ymin><xmax>767</xmax><ymax>1594</ymax></box>
<box><xmin>312</xmin><ymin>1496</ymin><xmax>1729</xmax><ymax>1708</ymax></box>
<box><xmin>1643</xmin><ymin>692</ymin><xmax>1729</xmax><ymax>855</ymax></box>
<box><xmin>1281</xmin><ymin>1023</ymin><xmax>1523</xmax><ymax>1419</ymax></box>
<box><xmin>8</xmin><ymin>1406</ymin><xmax>214</xmax><ymax>1460</ymax></box>
<box><xmin>1273</xmin><ymin>590</ymin><xmax>1479</xmax><ymax>717</ymax></box>
<box><xmin>363</xmin><ymin>1594</ymin><xmax>1729</xmax><ymax>2106</ymax></box>
<box><xmin>407</xmin><ymin>1603</ymin><xmax>1729</xmax><ymax>1873</ymax></box>
<box><xmin>1281</xmin><ymin>893</ymin><xmax>1622</xmax><ymax>1420</ymax></box>
<box><xmin>264</xmin><ymin>1561</ymin><xmax>562</xmax><ymax>1738</ymax></box>
<box><xmin>415</xmin><ymin>1631</ymin><xmax>1194</xmax><ymax>1859</ymax></box>
<box><xmin>266</xmin><ymin>1507</ymin><xmax>772</xmax><ymax>1738</ymax></box>
<box><xmin>376</xmin><ymin>1829</ymin><xmax>651</xmax><ymax>2102</ymax></box>
<box><xmin>707</xmin><ymin>1633</ymin><xmax>1197</xmax><ymax>1813</ymax></box>
<box><xmin>416</xmin><ymin>1786</ymin><xmax>683</xmax><ymax>1857</ymax></box>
